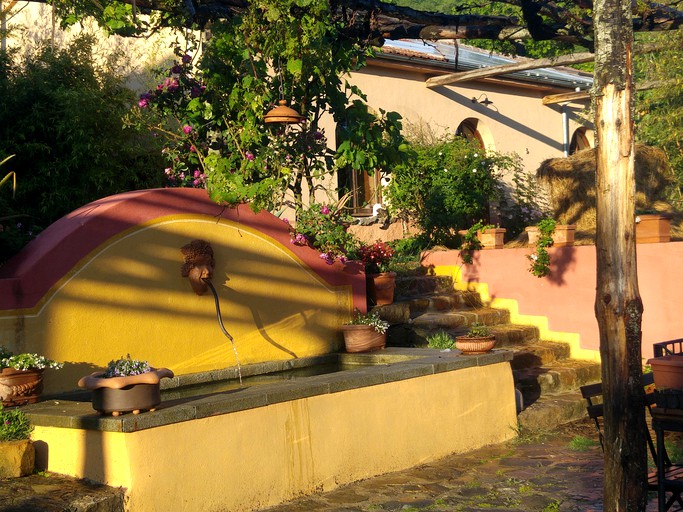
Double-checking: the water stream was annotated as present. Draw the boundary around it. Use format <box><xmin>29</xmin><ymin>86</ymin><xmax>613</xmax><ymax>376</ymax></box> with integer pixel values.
<box><xmin>204</xmin><ymin>279</ymin><xmax>243</xmax><ymax>386</ymax></box>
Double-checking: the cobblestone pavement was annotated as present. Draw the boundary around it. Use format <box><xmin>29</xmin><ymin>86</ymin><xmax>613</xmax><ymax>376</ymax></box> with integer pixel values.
<box><xmin>0</xmin><ymin>418</ymin><xmax>667</xmax><ymax>512</ymax></box>
<box><xmin>260</xmin><ymin>418</ymin><xmax>663</xmax><ymax>512</ymax></box>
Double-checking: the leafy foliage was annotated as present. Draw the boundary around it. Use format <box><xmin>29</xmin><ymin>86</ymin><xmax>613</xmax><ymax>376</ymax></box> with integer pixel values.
<box><xmin>464</xmin><ymin>323</ymin><xmax>492</xmax><ymax>338</ymax></box>
<box><xmin>527</xmin><ymin>218</ymin><xmax>556</xmax><ymax>277</ymax></box>
<box><xmin>0</xmin><ymin>405</ymin><xmax>34</xmax><ymax>441</ymax></box>
<box><xmin>0</xmin><ymin>36</ymin><xmax>165</xmax><ymax>264</ymax></box>
<box><xmin>133</xmin><ymin>1</ymin><xmax>406</xmax><ymax>213</ymax></box>
<box><xmin>427</xmin><ymin>331</ymin><xmax>454</xmax><ymax>349</ymax></box>
<box><xmin>386</xmin><ymin>134</ymin><xmax>512</xmax><ymax>248</ymax></box>
<box><xmin>0</xmin><ymin>346</ymin><xmax>63</xmax><ymax>370</ymax></box>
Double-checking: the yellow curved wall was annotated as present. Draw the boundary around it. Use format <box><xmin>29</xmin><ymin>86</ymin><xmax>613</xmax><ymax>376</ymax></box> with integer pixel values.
<box><xmin>0</xmin><ymin>215</ymin><xmax>353</xmax><ymax>393</ymax></box>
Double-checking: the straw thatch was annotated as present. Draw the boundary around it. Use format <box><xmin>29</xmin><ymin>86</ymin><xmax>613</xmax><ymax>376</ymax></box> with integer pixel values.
<box><xmin>536</xmin><ymin>145</ymin><xmax>677</xmax><ymax>236</ymax></box>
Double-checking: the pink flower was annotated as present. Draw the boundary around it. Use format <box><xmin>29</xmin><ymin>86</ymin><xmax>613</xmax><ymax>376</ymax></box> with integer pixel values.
<box><xmin>321</xmin><ymin>206</ymin><xmax>330</xmax><ymax>215</ymax></box>
<box><xmin>193</xmin><ymin>170</ymin><xmax>201</xmax><ymax>178</ymax></box>
<box><xmin>182</xmin><ymin>54</ymin><xmax>192</xmax><ymax>64</ymax></box>
<box><xmin>183</xmin><ymin>125</ymin><xmax>193</xmax><ymax>134</ymax></box>
<box><xmin>245</xmin><ymin>152</ymin><xmax>255</xmax><ymax>161</ymax></box>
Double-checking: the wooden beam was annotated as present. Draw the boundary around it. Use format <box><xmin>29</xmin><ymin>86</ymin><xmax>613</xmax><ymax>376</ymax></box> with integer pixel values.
<box><xmin>425</xmin><ymin>52</ymin><xmax>595</xmax><ymax>88</ymax></box>
<box><xmin>541</xmin><ymin>78</ymin><xmax>676</xmax><ymax>104</ymax></box>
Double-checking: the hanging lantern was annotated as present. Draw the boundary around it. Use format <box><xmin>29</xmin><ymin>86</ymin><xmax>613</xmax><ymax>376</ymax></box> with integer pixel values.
<box><xmin>264</xmin><ymin>100</ymin><xmax>304</xmax><ymax>124</ymax></box>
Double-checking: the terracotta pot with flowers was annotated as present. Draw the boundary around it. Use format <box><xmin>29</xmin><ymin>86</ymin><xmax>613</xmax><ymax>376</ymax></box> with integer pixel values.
<box><xmin>78</xmin><ymin>355</ymin><xmax>173</xmax><ymax>416</ymax></box>
<box><xmin>341</xmin><ymin>309</ymin><xmax>390</xmax><ymax>353</ymax></box>
<box><xmin>0</xmin><ymin>346</ymin><xmax>63</xmax><ymax>407</ymax></box>
<box><xmin>359</xmin><ymin>241</ymin><xmax>396</xmax><ymax>306</ymax></box>
<box><xmin>0</xmin><ymin>404</ymin><xmax>35</xmax><ymax>478</ymax></box>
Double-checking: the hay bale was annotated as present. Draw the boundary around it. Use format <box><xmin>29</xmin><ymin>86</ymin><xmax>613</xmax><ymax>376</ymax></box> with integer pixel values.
<box><xmin>537</xmin><ymin>144</ymin><xmax>675</xmax><ymax>233</ymax></box>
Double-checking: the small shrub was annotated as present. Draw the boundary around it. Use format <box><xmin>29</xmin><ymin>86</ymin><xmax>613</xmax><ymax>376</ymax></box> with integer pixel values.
<box><xmin>0</xmin><ymin>405</ymin><xmax>33</xmax><ymax>441</ymax></box>
<box><xmin>104</xmin><ymin>355</ymin><xmax>152</xmax><ymax>378</ymax></box>
<box><xmin>427</xmin><ymin>331</ymin><xmax>454</xmax><ymax>349</ymax></box>
<box><xmin>464</xmin><ymin>323</ymin><xmax>492</xmax><ymax>338</ymax></box>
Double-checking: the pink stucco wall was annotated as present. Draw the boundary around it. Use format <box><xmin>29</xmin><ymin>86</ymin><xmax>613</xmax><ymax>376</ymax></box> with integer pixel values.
<box><xmin>422</xmin><ymin>243</ymin><xmax>683</xmax><ymax>360</ymax></box>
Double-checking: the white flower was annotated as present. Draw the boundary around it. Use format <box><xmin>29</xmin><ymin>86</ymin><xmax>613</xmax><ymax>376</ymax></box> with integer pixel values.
<box><xmin>531</xmin><ymin>254</ymin><xmax>538</xmax><ymax>261</ymax></box>
<box><xmin>472</xmin><ymin>169</ymin><xmax>477</xmax><ymax>173</ymax></box>
<box><xmin>444</xmin><ymin>168</ymin><xmax>448</xmax><ymax>172</ymax></box>
<box><xmin>438</xmin><ymin>152</ymin><xmax>443</xmax><ymax>156</ymax></box>
<box><xmin>473</xmin><ymin>153</ymin><xmax>478</xmax><ymax>157</ymax></box>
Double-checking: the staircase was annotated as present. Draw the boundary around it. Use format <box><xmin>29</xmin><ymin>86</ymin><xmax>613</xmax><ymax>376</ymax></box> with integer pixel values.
<box><xmin>375</xmin><ymin>273</ymin><xmax>601</xmax><ymax>432</ymax></box>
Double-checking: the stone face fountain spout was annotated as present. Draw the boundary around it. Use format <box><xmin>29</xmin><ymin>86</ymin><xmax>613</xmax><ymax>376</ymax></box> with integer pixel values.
<box><xmin>180</xmin><ymin>239</ymin><xmax>215</xmax><ymax>295</ymax></box>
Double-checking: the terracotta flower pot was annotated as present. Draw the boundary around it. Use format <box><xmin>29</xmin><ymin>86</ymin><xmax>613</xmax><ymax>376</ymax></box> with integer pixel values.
<box><xmin>367</xmin><ymin>271</ymin><xmax>397</xmax><ymax>306</ymax></box>
<box><xmin>78</xmin><ymin>368</ymin><xmax>174</xmax><ymax>416</ymax></box>
<box><xmin>341</xmin><ymin>325</ymin><xmax>387</xmax><ymax>353</ymax></box>
<box><xmin>647</xmin><ymin>355</ymin><xmax>683</xmax><ymax>390</ymax></box>
<box><xmin>455</xmin><ymin>336</ymin><xmax>496</xmax><ymax>355</ymax></box>
<box><xmin>636</xmin><ymin>213</ymin><xmax>671</xmax><ymax>244</ymax></box>
<box><xmin>525</xmin><ymin>224</ymin><xmax>576</xmax><ymax>247</ymax></box>
<box><xmin>0</xmin><ymin>368</ymin><xmax>44</xmax><ymax>407</ymax></box>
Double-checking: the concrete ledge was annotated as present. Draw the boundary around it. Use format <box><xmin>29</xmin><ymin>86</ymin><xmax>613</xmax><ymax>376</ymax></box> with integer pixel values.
<box><xmin>25</xmin><ymin>348</ymin><xmax>512</xmax><ymax>433</ymax></box>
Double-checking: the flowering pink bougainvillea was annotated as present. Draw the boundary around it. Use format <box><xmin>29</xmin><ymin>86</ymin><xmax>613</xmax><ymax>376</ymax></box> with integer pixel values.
<box><xmin>359</xmin><ymin>241</ymin><xmax>395</xmax><ymax>274</ymax></box>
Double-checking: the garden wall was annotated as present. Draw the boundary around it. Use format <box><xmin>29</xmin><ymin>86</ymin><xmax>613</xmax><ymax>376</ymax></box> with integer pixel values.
<box><xmin>422</xmin><ymin>243</ymin><xmax>683</xmax><ymax>361</ymax></box>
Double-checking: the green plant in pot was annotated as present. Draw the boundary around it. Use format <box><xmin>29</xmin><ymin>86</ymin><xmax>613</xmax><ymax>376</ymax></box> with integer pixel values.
<box><xmin>0</xmin><ymin>404</ymin><xmax>35</xmax><ymax>478</ymax></box>
<box><xmin>341</xmin><ymin>309</ymin><xmax>390</xmax><ymax>353</ymax></box>
<box><xmin>455</xmin><ymin>323</ymin><xmax>497</xmax><ymax>355</ymax></box>
<box><xmin>78</xmin><ymin>355</ymin><xmax>174</xmax><ymax>417</ymax></box>
<box><xmin>0</xmin><ymin>345</ymin><xmax>63</xmax><ymax>407</ymax></box>
<box><xmin>527</xmin><ymin>218</ymin><xmax>556</xmax><ymax>278</ymax></box>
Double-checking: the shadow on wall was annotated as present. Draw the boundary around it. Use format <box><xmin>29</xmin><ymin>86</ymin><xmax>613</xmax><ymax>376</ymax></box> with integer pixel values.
<box><xmin>0</xmin><ymin>189</ymin><xmax>365</xmax><ymax>394</ymax></box>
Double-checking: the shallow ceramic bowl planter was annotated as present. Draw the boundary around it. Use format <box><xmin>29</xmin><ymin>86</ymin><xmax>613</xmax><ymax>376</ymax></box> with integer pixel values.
<box><xmin>647</xmin><ymin>355</ymin><xmax>683</xmax><ymax>390</ymax></box>
<box><xmin>455</xmin><ymin>336</ymin><xmax>497</xmax><ymax>355</ymax></box>
<box><xmin>366</xmin><ymin>271</ymin><xmax>397</xmax><ymax>306</ymax></box>
<box><xmin>0</xmin><ymin>368</ymin><xmax>44</xmax><ymax>407</ymax></box>
<box><xmin>525</xmin><ymin>224</ymin><xmax>576</xmax><ymax>248</ymax></box>
<box><xmin>341</xmin><ymin>325</ymin><xmax>387</xmax><ymax>353</ymax></box>
<box><xmin>0</xmin><ymin>439</ymin><xmax>35</xmax><ymax>478</ymax></box>
<box><xmin>636</xmin><ymin>213</ymin><xmax>672</xmax><ymax>244</ymax></box>
<box><xmin>78</xmin><ymin>368</ymin><xmax>174</xmax><ymax>416</ymax></box>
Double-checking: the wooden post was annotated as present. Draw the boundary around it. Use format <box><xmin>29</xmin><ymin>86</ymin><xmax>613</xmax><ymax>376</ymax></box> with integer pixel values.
<box><xmin>594</xmin><ymin>0</ymin><xmax>648</xmax><ymax>509</ymax></box>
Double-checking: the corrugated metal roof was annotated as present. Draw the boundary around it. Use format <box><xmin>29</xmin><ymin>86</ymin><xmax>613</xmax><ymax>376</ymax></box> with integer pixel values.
<box><xmin>379</xmin><ymin>40</ymin><xmax>593</xmax><ymax>91</ymax></box>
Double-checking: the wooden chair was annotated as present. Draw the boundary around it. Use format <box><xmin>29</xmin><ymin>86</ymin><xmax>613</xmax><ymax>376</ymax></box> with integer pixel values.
<box><xmin>580</xmin><ymin>374</ymin><xmax>683</xmax><ymax>511</ymax></box>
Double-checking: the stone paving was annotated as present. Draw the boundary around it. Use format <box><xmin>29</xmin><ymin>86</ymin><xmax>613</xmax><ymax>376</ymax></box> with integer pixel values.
<box><xmin>259</xmin><ymin>418</ymin><xmax>662</xmax><ymax>512</ymax></box>
<box><xmin>0</xmin><ymin>418</ymin><xmax>668</xmax><ymax>512</ymax></box>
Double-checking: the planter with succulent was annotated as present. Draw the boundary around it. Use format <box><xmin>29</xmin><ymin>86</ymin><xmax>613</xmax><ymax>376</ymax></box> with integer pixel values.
<box><xmin>0</xmin><ymin>346</ymin><xmax>63</xmax><ymax>407</ymax></box>
<box><xmin>360</xmin><ymin>240</ymin><xmax>397</xmax><ymax>306</ymax></box>
<box><xmin>341</xmin><ymin>309</ymin><xmax>390</xmax><ymax>353</ymax></box>
<box><xmin>78</xmin><ymin>355</ymin><xmax>174</xmax><ymax>416</ymax></box>
<box><xmin>0</xmin><ymin>404</ymin><xmax>35</xmax><ymax>478</ymax></box>
<box><xmin>455</xmin><ymin>323</ymin><xmax>496</xmax><ymax>355</ymax></box>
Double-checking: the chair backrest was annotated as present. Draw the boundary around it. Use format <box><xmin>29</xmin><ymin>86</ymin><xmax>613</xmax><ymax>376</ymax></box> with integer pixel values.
<box><xmin>579</xmin><ymin>373</ymin><xmax>659</xmax><ymax>463</ymax></box>
<box><xmin>653</xmin><ymin>338</ymin><xmax>683</xmax><ymax>357</ymax></box>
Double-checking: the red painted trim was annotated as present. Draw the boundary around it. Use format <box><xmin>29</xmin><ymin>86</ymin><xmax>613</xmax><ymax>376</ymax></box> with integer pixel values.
<box><xmin>0</xmin><ymin>188</ymin><xmax>366</xmax><ymax>311</ymax></box>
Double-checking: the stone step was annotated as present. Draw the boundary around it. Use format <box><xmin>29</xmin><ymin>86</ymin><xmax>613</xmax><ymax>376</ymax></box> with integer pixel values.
<box><xmin>514</xmin><ymin>360</ymin><xmax>602</xmax><ymax>405</ymax></box>
<box><xmin>410</xmin><ymin>307</ymin><xmax>511</xmax><ymax>330</ymax></box>
<box><xmin>402</xmin><ymin>291</ymin><xmax>483</xmax><ymax>314</ymax></box>
<box><xmin>510</xmin><ymin>341</ymin><xmax>572</xmax><ymax>370</ymax></box>
<box><xmin>394</xmin><ymin>274</ymin><xmax>454</xmax><ymax>299</ymax></box>
<box><xmin>517</xmin><ymin>390</ymin><xmax>590</xmax><ymax>432</ymax></box>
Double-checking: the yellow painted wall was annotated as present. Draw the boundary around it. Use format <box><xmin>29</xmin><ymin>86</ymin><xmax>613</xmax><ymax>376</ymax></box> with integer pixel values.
<box><xmin>33</xmin><ymin>362</ymin><xmax>517</xmax><ymax>512</ymax></box>
<box><xmin>0</xmin><ymin>215</ymin><xmax>353</xmax><ymax>394</ymax></box>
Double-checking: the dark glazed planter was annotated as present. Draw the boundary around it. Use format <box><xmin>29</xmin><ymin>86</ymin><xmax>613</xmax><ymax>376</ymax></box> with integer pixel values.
<box><xmin>78</xmin><ymin>368</ymin><xmax>174</xmax><ymax>416</ymax></box>
<box><xmin>0</xmin><ymin>368</ymin><xmax>44</xmax><ymax>407</ymax></box>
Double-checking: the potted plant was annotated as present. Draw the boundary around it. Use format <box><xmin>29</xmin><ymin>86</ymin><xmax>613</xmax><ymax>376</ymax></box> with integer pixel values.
<box><xmin>455</xmin><ymin>323</ymin><xmax>496</xmax><ymax>354</ymax></box>
<box><xmin>78</xmin><ymin>355</ymin><xmax>174</xmax><ymax>417</ymax></box>
<box><xmin>359</xmin><ymin>240</ymin><xmax>397</xmax><ymax>306</ymax></box>
<box><xmin>341</xmin><ymin>309</ymin><xmax>390</xmax><ymax>353</ymax></box>
<box><xmin>526</xmin><ymin>219</ymin><xmax>576</xmax><ymax>248</ymax></box>
<box><xmin>0</xmin><ymin>346</ymin><xmax>63</xmax><ymax>406</ymax></box>
<box><xmin>458</xmin><ymin>221</ymin><xmax>504</xmax><ymax>264</ymax></box>
<box><xmin>0</xmin><ymin>404</ymin><xmax>35</xmax><ymax>478</ymax></box>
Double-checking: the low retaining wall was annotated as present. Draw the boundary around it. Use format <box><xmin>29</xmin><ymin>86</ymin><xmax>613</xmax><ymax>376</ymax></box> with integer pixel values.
<box><xmin>27</xmin><ymin>349</ymin><xmax>517</xmax><ymax>512</ymax></box>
